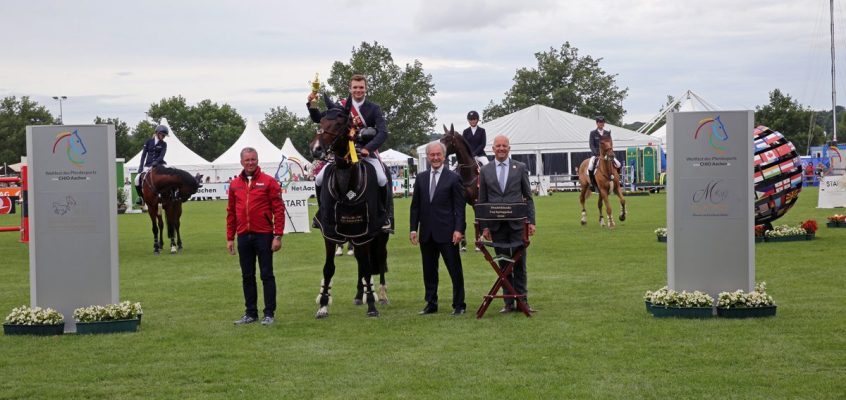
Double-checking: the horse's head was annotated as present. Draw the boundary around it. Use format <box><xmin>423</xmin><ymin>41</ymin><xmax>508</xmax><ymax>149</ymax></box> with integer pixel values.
<box><xmin>69</xmin><ymin>129</ymin><xmax>88</xmax><ymax>156</ymax></box>
<box><xmin>310</xmin><ymin>97</ymin><xmax>353</xmax><ymax>160</ymax></box>
<box><xmin>599</xmin><ymin>135</ymin><xmax>615</xmax><ymax>161</ymax></box>
<box><xmin>440</xmin><ymin>124</ymin><xmax>459</xmax><ymax>155</ymax></box>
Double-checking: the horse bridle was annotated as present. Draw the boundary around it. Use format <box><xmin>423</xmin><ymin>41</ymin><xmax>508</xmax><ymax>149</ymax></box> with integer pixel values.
<box><xmin>319</xmin><ymin>116</ymin><xmax>355</xmax><ymax>162</ymax></box>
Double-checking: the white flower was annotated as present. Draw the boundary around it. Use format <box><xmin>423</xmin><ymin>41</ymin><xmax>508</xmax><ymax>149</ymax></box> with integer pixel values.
<box><xmin>717</xmin><ymin>283</ymin><xmax>775</xmax><ymax>308</ymax></box>
<box><xmin>4</xmin><ymin>305</ymin><xmax>64</xmax><ymax>325</ymax></box>
<box><xmin>74</xmin><ymin>301</ymin><xmax>143</xmax><ymax>322</ymax></box>
<box><xmin>654</xmin><ymin>227</ymin><xmax>667</xmax><ymax>237</ymax></box>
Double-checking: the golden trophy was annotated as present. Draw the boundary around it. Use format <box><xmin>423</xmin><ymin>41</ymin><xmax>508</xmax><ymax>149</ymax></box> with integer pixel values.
<box><xmin>309</xmin><ymin>73</ymin><xmax>320</xmax><ymax>108</ymax></box>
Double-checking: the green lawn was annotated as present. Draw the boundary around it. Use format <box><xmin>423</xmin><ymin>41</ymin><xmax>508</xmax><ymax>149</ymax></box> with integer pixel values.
<box><xmin>1</xmin><ymin>190</ymin><xmax>844</xmax><ymax>399</ymax></box>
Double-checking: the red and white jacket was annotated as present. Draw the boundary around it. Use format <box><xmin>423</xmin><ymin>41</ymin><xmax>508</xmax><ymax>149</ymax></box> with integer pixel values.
<box><xmin>226</xmin><ymin>166</ymin><xmax>285</xmax><ymax>240</ymax></box>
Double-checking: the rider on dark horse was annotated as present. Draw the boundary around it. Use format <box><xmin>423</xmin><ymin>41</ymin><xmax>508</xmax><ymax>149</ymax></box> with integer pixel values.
<box><xmin>135</xmin><ymin>124</ymin><xmax>169</xmax><ymax>205</ymax></box>
<box><xmin>307</xmin><ymin>74</ymin><xmax>393</xmax><ymax>231</ymax></box>
<box><xmin>587</xmin><ymin>116</ymin><xmax>622</xmax><ymax>192</ymax></box>
<box><xmin>462</xmin><ymin>110</ymin><xmax>489</xmax><ymax>167</ymax></box>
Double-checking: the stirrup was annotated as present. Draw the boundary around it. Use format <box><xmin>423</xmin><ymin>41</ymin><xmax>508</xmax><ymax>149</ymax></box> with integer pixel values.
<box><xmin>492</xmin><ymin>255</ymin><xmax>515</xmax><ymax>263</ymax></box>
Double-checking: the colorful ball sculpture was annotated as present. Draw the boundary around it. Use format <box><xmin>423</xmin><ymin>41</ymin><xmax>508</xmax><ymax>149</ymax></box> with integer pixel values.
<box><xmin>753</xmin><ymin>125</ymin><xmax>803</xmax><ymax>225</ymax></box>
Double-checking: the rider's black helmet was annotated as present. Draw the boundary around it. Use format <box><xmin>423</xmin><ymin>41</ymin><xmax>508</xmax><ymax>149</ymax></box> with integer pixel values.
<box><xmin>155</xmin><ymin>125</ymin><xmax>170</xmax><ymax>135</ymax></box>
<box><xmin>595</xmin><ymin>116</ymin><xmax>606</xmax><ymax>123</ymax></box>
<box><xmin>467</xmin><ymin>110</ymin><xmax>480</xmax><ymax>120</ymax></box>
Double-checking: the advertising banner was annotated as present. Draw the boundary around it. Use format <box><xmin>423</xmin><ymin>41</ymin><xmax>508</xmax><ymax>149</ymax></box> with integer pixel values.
<box><xmin>281</xmin><ymin>192</ymin><xmax>311</xmax><ymax>233</ymax></box>
<box><xmin>818</xmin><ymin>175</ymin><xmax>846</xmax><ymax>208</ymax></box>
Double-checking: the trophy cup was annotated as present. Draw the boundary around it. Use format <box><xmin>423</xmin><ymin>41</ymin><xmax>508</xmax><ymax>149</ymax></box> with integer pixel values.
<box><xmin>310</xmin><ymin>73</ymin><xmax>320</xmax><ymax>108</ymax></box>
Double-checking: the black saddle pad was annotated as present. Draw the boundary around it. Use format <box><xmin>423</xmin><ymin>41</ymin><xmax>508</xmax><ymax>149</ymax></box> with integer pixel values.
<box><xmin>317</xmin><ymin>162</ymin><xmax>385</xmax><ymax>244</ymax></box>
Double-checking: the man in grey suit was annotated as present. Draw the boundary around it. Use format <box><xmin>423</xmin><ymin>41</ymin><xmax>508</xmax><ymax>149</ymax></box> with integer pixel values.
<box><xmin>479</xmin><ymin>135</ymin><xmax>537</xmax><ymax>313</ymax></box>
<box><xmin>410</xmin><ymin>142</ymin><xmax>467</xmax><ymax>316</ymax></box>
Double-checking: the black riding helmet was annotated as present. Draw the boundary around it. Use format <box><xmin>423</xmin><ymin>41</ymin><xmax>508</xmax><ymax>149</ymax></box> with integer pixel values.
<box><xmin>155</xmin><ymin>125</ymin><xmax>170</xmax><ymax>136</ymax></box>
<box><xmin>467</xmin><ymin>110</ymin><xmax>480</xmax><ymax>120</ymax></box>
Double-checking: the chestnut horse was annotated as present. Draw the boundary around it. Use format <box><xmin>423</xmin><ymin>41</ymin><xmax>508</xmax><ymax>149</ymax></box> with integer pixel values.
<box><xmin>309</xmin><ymin>100</ymin><xmax>389</xmax><ymax>318</ymax></box>
<box><xmin>140</xmin><ymin>166</ymin><xmax>202</xmax><ymax>254</ymax></box>
<box><xmin>578</xmin><ymin>136</ymin><xmax>627</xmax><ymax>228</ymax></box>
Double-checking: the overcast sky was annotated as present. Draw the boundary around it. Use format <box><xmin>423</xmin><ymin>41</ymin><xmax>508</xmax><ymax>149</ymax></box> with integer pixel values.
<box><xmin>2</xmin><ymin>0</ymin><xmax>845</xmax><ymax>136</ymax></box>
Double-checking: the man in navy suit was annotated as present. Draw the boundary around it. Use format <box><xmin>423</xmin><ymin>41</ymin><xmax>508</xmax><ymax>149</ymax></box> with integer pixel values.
<box><xmin>134</xmin><ymin>124</ymin><xmax>169</xmax><ymax>205</ymax></box>
<box><xmin>479</xmin><ymin>135</ymin><xmax>536</xmax><ymax>313</ymax></box>
<box><xmin>410</xmin><ymin>142</ymin><xmax>467</xmax><ymax>316</ymax></box>
<box><xmin>462</xmin><ymin>110</ymin><xmax>489</xmax><ymax>166</ymax></box>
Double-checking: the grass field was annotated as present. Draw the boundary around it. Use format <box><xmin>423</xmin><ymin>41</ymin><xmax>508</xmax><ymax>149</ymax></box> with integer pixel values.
<box><xmin>1</xmin><ymin>189</ymin><xmax>845</xmax><ymax>399</ymax></box>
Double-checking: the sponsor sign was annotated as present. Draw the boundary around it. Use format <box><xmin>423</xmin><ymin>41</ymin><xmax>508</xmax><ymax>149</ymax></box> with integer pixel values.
<box><xmin>26</xmin><ymin>125</ymin><xmax>118</xmax><ymax>332</ymax></box>
<box><xmin>667</xmin><ymin>112</ymin><xmax>754</xmax><ymax>298</ymax></box>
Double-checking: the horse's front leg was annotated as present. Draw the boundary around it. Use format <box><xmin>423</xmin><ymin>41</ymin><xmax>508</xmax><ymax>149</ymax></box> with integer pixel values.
<box><xmin>616</xmin><ymin>189</ymin><xmax>627</xmax><ymax>222</ymax></box>
<box><xmin>150</xmin><ymin>210</ymin><xmax>162</xmax><ymax>255</ymax></box>
<box><xmin>316</xmin><ymin>240</ymin><xmax>336</xmax><ymax>319</ymax></box>
<box><xmin>353</xmin><ymin>243</ymin><xmax>379</xmax><ymax>317</ymax></box>
<box><xmin>602</xmin><ymin>191</ymin><xmax>615</xmax><ymax>228</ymax></box>
<box><xmin>579</xmin><ymin>187</ymin><xmax>588</xmax><ymax>225</ymax></box>
<box><xmin>596</xmin><ymin>194</ymin><xmax>606</xmax><ymax>227</ymax></box>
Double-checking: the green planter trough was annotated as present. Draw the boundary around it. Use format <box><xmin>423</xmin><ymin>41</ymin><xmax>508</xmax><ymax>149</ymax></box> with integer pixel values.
<box><xmin>716</xmin><ymin>305</ymin><xmax>777</xmax><ymax>318</ymax></box>
<box><xmin>75</xmin><ymin>318</ymin><xmax>140</xmax><ymax>335</ymax></box>
<box><xmin>3</xmin><ymin>323</ymin><xmax>65</xmax><ymax>336</ymax></box>
<box><xmin>650</xmin><ymin>306</ymin><xmax>713</xmax><ymax>318</ymax></box>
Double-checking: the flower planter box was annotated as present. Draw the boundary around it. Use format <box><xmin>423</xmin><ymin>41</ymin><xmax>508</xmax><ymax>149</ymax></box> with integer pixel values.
<box><xmin>764</xmin><ymin>233</ymin><xmax>814</xmax><ymax>242</ymax></box>
<box><xmin>650</xmin><ymin>306</ymin><xmax>713</xmax><ymax>318</ymax></box>
<box><xmin>657</xmin><ymin>236</ymin><xmax>667</xmax><ymax>243</ymax></box>
<box><xmin>3</xmin><ymin>323</ymin><xmax>65</xmax><ymax>336</ymax></box>
<box><xmin>754</xmin><ymin>236</ymin><xmax>764</xmax><ymax>243</ymax></box>
<box><xmin>827</xmin><ymin>221</ymin><xmax>846</xmax><ymax>228</ymax></box>
<box><xmin>645</xmin><ymin>301</ymin><xmax>653</xmax><ymax>313</ymax></box>
<box><xmin>75</xmin><ymin>318</ymin><xmax>140</xmax><ymax>335</ymax></box>
<box><xmin>716</xmin><ymin>305</ymin><xmax>777</xmax><ymax>318</ymax></box>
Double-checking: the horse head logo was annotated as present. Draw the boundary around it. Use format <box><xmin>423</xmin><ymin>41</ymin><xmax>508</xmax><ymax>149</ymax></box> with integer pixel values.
<box><xmin>275</xmin><ymin>155</ymin><xmax>306</xmax><ymax>189</ymax></box>
<box><xmin>694</xmin><ymin>116</ymin><xmax>729</xmax><ymax>154</ymax></box>
<box><xmin>52</xmin><ymin>129</ymin><xmax>88</xmax><ymax>168</ymax></box>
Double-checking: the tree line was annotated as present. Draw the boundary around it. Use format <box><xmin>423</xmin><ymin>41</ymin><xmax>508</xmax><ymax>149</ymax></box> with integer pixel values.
<box><xmin>1</xmin><ymin>41</ymin><xmax>841</xmax><ymax>167</ymax></box>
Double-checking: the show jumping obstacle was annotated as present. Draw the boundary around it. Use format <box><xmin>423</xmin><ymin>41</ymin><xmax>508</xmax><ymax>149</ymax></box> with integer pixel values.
<box><xmin>0</xmin><ymin>166</ymin><xmax>29</xmax><ymax>243</ymax></box>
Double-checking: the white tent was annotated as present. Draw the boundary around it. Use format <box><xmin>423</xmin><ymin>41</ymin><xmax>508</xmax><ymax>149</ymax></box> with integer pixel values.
<box><xmin>380</xmin><ymin>149</ymin><xmax>415</xmax><ymax>166</ymax></box>
<box><xmin>417</xmin><ymin>104</ymin><xmax>661</xmax><ymax>175</ymax></box>
<box><xmin>126</xmin><ymin>118</ymin><xmax>212</xmax><ymax>177</ymax></box>
<box><xmin>212</xmin><ymin>117</ymin><xmax>285</xmax><ymax>179</ymax></box>
<box><xmin>640</xmin><ymin>90</ymin><xmax>721</xmax><ymax>146</ymax></box>
<box><xmin>280</xmin><ymin>138</ymin><xmax>312</xmax><ymax>172</ymax></box>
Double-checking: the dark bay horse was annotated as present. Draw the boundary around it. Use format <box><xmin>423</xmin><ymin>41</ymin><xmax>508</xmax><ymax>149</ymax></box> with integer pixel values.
<box><xmin>578</xmin><ymin>136</ymin><xmax>626</xmax><ymax>228</ymax></box>
<box><xmin>440</xmin><ymin>125</ymin><xmax>480</xmax><ymax>250</ymax></box>
<box><xmin>309</xmin><ymin>100</ymin><xmax>389</xmax><ymax>318</ymax></box>
<box><xmin>140</xmin><ymin>166</ymin><xmax>202</xmax><ymax>254</ymax></box>
<box><xmin>440</xmin><ymin>124</ymin><xmax>479</xmax><ymax>206</ymax></box>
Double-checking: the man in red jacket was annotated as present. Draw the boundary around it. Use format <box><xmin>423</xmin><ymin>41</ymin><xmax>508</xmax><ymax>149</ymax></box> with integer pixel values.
<box><xmin>226</xmin><ymin>147</ymin><xmax>286</xmax><ymax>326</ymax></box>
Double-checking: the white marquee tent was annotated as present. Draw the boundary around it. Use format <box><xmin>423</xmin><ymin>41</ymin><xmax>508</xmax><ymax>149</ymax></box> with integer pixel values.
<box><xmin>417</xmin><ymin>104</ymin><xmax>661</xmax><ymax>175</ymax></box>
<box><xmin>125</xmin><ymin>118</ymin><xmax>212</xmax><ymax>178</ymax></box>
<box><xmin>212</xmin><ymin>117</ymin><xmax>285</xmax><ymax>179</ymax></box>
<box><xmin>639</xmin><ymin>90</ymin><xmax>721</xmax><ymax>151</ymax></box>
<box><xmin>380</xmin><ymin>149</ymin><xmax>415</xmax><ymax>166</ymax></box>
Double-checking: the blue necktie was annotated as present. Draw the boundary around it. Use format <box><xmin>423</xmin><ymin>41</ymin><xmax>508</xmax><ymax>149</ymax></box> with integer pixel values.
<box><xmin>498</xmin><ymin>162</ymin><xmax>507</xmax><ymax>192</ymax></box>
<box><xmin>430</xmin><ymin>170</ymin><xmax>439</xmax><ymax>201</ymax></box>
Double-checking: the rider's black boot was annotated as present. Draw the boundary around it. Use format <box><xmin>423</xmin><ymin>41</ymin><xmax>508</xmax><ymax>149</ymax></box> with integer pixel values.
<box><xmin>312</xmin><ymin>184</ymin><xmax>322</xmax><ymax>228</ymax></box>
<box><xmin>135</xmin><ymin>185</ymin><xmax>144</xmax><ymax>205</ymax></box>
